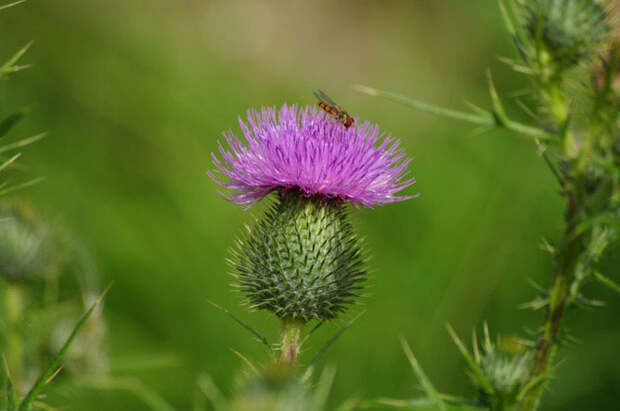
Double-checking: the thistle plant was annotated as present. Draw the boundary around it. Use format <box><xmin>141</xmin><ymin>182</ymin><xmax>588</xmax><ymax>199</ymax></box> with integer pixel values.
<box><xmin>0</xmin><ymin>199</ymin><xmax>107</xmax><ymax>395</ymax></box>
<box><xmin>0</xmin><ymin>1</ymin><xmax>44</xmax><ymax>198</ymax></box>
<box><xmin>209</xmin><ymin>103</ymin><xmax>415</xmax><ymax>364</ymax></box>
<box><xmin>356</xmin><ymin>0</ymin><xmax>618</xmax><ymax>409</ymax></box>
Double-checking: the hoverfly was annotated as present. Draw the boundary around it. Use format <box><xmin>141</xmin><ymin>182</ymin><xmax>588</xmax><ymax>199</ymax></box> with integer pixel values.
<box><xmin>314</xmin><ymin>90</ymin><xmax>355</xmax><ymax>129</ymax></box>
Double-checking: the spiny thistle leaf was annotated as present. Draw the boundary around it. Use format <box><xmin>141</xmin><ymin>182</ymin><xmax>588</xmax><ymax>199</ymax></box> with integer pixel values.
<box><xmin>352</xmin><ymin>84</ymin><xmax>557</xmax><ymax>141</ymax></box>
<box><xmin>232</xmin><ymin>190</ymin><xmax>366</xmax><ymax>322</ymax></box>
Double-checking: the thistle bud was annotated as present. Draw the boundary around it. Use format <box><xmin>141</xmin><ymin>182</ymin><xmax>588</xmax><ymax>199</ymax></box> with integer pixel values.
<box><xmin>525</xmin><ymin>0</ymin><xmax>609</xmax><ymax>71</ymax></box>
<box><xmin>475</xmin><ymin>333</ymin><xmax>533</xmax><ymax>408</ymax></box>
<box><xmin>0</xmin><ymin>200</ymin><xmax>56</xmax><ymax>282</ymax></box>
<box><xmin>232</xmin><ymin>190</ymin><xmax>365</xmax><ymax>322</ymax></box>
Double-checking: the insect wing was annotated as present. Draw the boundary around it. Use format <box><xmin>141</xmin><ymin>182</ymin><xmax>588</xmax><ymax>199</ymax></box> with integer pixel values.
<box><xmin>314</xmin><ymin>90</ymin><xmax>340</xmax><ymax>109</ymax></box>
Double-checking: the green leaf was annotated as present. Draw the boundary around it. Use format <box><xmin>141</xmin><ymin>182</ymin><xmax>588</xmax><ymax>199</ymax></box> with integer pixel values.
<box><xmin>400</xmin><ymin>338</ymin><xmax>446</xmax><ymax>411</ymax></box>
<box><xmin>18</xmin><ymin>283</ymin><xmax>113</xmax><ymax>411</ymax></box>
<box><xmin>446</xmin><ymin>324</ymin><xmax>494</xmax><ymax>396</ymax></box>
<box><xmin>353</xmin><ymin>84</ymin><xmax>494</xmax><ymax>126</ymax></box>
<box><xmin>207</xmin><ymin>300</ymin><xmax>271</xmax><ymax>351</ymax></box>
<box><xmin>352</xmin><ymin>84</ymin><xmax>556</xmax><ymax>141</ymax></box>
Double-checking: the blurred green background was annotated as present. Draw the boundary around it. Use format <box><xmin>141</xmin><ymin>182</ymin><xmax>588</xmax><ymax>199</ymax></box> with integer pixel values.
<box><xmin>1</xmin><ymin>0</ymin><xmax>618</xmax><ymax>409</ymax></box>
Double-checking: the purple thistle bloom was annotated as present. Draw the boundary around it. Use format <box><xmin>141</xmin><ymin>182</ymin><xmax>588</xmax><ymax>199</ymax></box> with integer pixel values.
<box><xmin>209</xmin><ymin>104</ymin><xmax>417</xmax><ymax>208</ymax></box>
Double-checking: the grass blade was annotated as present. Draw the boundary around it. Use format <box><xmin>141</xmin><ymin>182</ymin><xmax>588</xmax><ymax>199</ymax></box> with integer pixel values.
<box><xmin>400</xmin><ymin>338</ymin><xmax>446</xmax><ymax>411</ymax></box>
<box><xmin>18</xmin><ymin>283</ymin><xmax>112</xmax><ymax>411</ymax></box>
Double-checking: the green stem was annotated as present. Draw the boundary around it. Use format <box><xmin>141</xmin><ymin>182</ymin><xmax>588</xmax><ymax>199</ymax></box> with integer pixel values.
<box><xmin>279</xmin><ymin>318</ymin><xmax>305</xmax><ymax>365</ymax></box>
<box><xmin>521</xmin><ymin>198</ymin><xmax>584</xmax><ymax>410</ymax></box>
<box><xmin>4</xmin><ymin>282</ymin><xmax>24</xmax><ymax>390</ymax></box>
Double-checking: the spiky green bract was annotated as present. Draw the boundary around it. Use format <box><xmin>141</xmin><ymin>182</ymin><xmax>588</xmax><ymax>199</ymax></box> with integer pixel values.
<box><xmin>231</xmin><ymin>189</ymin><xmax>365</xmax><ymax>322</ymax></box>
<box><xmin>475</xmin><ymin>335</ymin><xmax>533</xmax><ymax>410</ymax></box>
<box><xmin>525</xmin><ymin>0</ymin><xmax>609</xmax><ymax>71</ymax></box>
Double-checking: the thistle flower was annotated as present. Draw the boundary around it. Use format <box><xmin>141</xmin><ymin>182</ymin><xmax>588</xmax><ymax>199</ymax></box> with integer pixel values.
<box><xmin>209</xmin><ymin>103</ymin><xmax>415</xmax><ymax>361</ymax></box>
<box><xmin>209</xmin><ymin>104</ymin><xmax>415</xmax><ymax>208</ymax></box>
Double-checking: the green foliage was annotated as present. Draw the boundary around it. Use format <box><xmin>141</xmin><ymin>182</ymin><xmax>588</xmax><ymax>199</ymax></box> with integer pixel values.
<box><xmin>356</xmin><ymin>0</ymin><xmax>618</xmax><ymax>409</ymax></box>
<box><xmin>0</xmin><ymin>1</ymin><xmax>617</xmax><ymax>409</ymax></box>
<box><xmin>16</xmin><ymin>284</ymin><xmax>110</xmax><ymax>411</ymax></box>
<box><xmin>231</xmin><ymin>190</ymin><xmax>366</xmax><ymax>322</ymax></box>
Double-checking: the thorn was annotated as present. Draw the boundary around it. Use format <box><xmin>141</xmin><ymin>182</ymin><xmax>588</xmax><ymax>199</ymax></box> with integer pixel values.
<box><xmin>45</xmin><ymin>366</ymin><xmax>64</xmax><ymax>385</ymax></box>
